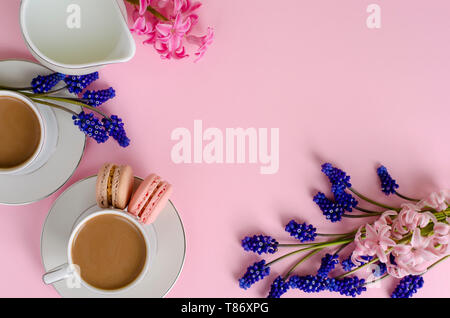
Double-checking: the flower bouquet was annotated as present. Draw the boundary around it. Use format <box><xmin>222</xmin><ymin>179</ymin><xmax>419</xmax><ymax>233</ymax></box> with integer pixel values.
<box><xmin>126</xmin><ymin>0</ymin><xmax>214</xmax><ymax>62</ymax></box>
<box><xmin>0</xmin><ymin>72</ymin><xmax>130</xmax><ymax>147</ymax></box>
<box><xmin>239</xmin><ymin>163</ymin><xmax>449</xmax><ymax>298</ymax></box>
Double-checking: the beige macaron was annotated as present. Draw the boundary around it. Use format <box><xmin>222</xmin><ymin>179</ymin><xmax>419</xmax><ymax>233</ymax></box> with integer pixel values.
<box><xmin>96</xmin><ymin>163</ymin><xmax>134</xmax><ymax>210</ymax></box>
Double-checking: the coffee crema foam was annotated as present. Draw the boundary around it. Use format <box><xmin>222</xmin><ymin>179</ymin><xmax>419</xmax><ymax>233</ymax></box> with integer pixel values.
<box><xmin>0</xmin><ymin>96</ymin><xmax>41</xmax><ymax>169</ymax></box>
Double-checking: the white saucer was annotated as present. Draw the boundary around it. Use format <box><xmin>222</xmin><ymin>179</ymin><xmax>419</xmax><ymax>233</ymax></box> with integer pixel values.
<box><xmin>41</xmin><ymin>176</ymin><xmax>186</xmax><ymax>298</ymax></box>
<box><xmin>0</xmin><ymin>60</ymin><xmax>86</xmax><ymax>205</ymax></box>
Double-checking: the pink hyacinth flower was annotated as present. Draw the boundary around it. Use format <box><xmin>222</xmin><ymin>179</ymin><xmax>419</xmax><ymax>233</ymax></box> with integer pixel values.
<box><xmin>434</xmin><ymin>222</ymin><xmax>450</xmax><ymax>236</ymax></box>
<box><xmin>373</xmin><ymin>210</ymin><xmax>397</xmax><ymax>227</ymax></box>
<box><xmin>187</xmin><ymin>27</ymin><xmax>214</xmax><ymax>62</ymax></box>
<box><xmin>130</xmin><ymin>16</ymin><xmax>153</xmax><ymax>35</ymax></box>
<box><xmin>174</xmin><ymin>0</ymin><xmax>202</xmax><ymax>16</ymax></box>
<box><xmin>352</xmin><ymin>223</ymin><xmax>396</xmax><ymax>264</ymax></box>
<box><xmin>128</xmin><ymin>0</ymin><xmax>213</xmax><ymax>61</ymax></box>
<box><xmin>130</xmin><ymin>1</ymin><xmax>155</xmax><ymax>37</ymax></box>
<box><xmin>427</xmin><ymin>222</ymin><xmax>449</xmax><ymax>256</ymax></box>
<box><xmin>139</xmin><ymin>0</ymin><xmax>152</xmax><ymax>14</ymax></box>
<box><xmin>391</xmin><ymin>205</ymin><xmax>436</xmax><ymax>239</ymax></box>
<box><xmin>389</xmin><ymin>228</ymin><xmax>436</xmax><ymax>277</ymax></box>
<box><xmin>386</xmin><ymin>259</ymin><xmax>410</xmax><ymax>278</ymax></box>
<box><xmin>154</xmin><ymin>13</ymin><xmax>192</xmax><ymax>59</ymax></box>
<box><xmin>417</xmin><ymin>190</ymin><xmax>450</xmax><ymax>212</ymax></box>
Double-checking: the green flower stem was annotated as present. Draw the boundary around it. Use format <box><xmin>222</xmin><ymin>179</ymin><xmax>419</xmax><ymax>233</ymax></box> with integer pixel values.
<box><xmin>355</xmin><ymin>206</ymin><xmax>383</xmax><ymax>214</ymax></box>
<box><xmin>31</xmin><ymin>96</ymin><xmax>110</xmax><ymax>121</ymax></box>
<box><xmin>349</xmin><ymin>187</ymin><xmax>400</xmax><ymax>211</ymax></box>
<box><xmin>266</xmin><ymin>237</ymin><xmax>354</xmax><ymax>267</ymax></box>
<box><xmin>1</xmin><ymin>85</ymin><xmax>72</xmax><ymax>98</ymax></box>
<box><xmin>283</xmin><ymin>249</ymin><xmax>322</xmax><ymax>280</ymax></box>
<box><xmin>365</xmin><ymin>255</ymin><xmax>450</xmax><ymax>285</ymax></box>
<box><xmin>30</xmin><ymin>99</ymin><xmax>77</xmax><ymax>116</ymax></box>
<box><xmin>278</xmin><ymin>231</ymin><xmax>357</xmax><ymax>248</ymax></box>
<box><xmin>125</xmin><ymin>0</ymin><xmax>169</xmax><ymax>21</ymax></box>
<box><xmin>443</xmin><ymin>207</ymin><xmax>450</xmax><ymax>216</ymax></box>
<box><xmin>335</xmin><ymin>242</ymin><xmax>351</xmax><ymax>255</ymax></box>
<box><xmin>435</xmin><ymin>210</ymin><xmax>450</xmax><ymax>222</ymax></box>
<box><xmin>0</xmin><ymin>85</ymin><xmax>32</xmax><ymax>91</ymax></box>
<box><xmin>266</xmin><ymin>246</ymin><xmax>312</xmax><ymax>267</ymax></box>
<box><xmin>425</xmin><ymin>254</ymin><xmax>450</xmax><ymax>272</ymax></box>
<box><xmin>316</xmin><ymin>229</ymin><xmax>359</xmax><ymax>238</ymax></box>
<box><xmin>395</xmin><ymin>191</ymin><xmax>420</xmax><ymax>202</ymax></box>
<box><xmin>25</xmin><ymin>86</ymin><xmax>68</xmax><ymax>98</ymax></box>
<box><xmin>336</xmin><ymin>255</ymin><xmax>381</xmax><ymax>279</ymax></box>
<box><xmin>343</xmin><ymin>213</ymin><xmax>381</xmax><ymax>219</ymax></box>
<box><xmin>317</xmin><ymin>233</ymin><xmax>352</xmax><ymax>237</ymax></box>
<box><xmin>278</xmin><ymin>243</ymin><xmax>316</xmax><ymax>247</ymax></box>
<box><xmin>335</xmin><ymin>232</ymin><xmax>415</xmax><ymax>279</ymax></box>
<box><xmin>364</xmin><ymin>273</ymin><xmax>389</xmax><ymax>286</ymax></box>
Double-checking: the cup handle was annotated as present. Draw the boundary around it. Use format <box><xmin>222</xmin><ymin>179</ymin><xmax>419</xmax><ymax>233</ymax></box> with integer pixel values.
<box><xmin>42</xmin><ymin>263</ymin><xmax>74</xmax><ymax>285</ymax></box>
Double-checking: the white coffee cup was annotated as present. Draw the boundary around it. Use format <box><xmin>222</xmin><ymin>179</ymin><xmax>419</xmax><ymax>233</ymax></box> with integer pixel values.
<box><xmin>42</xmin><ymin>209</ymin><xmax>151</xmax><ymax>295</ymax></box>
<box><xmin>0</xmin><ymin>90</ymin><xmax>58</xmax><ymax>175</ymax></box>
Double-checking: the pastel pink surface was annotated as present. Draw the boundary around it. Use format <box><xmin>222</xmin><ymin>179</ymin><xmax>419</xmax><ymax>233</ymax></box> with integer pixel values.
<box><xmin>0</xmin><ymin>1</ymin><xmax>449</xmax><ymax>298</ymax></box>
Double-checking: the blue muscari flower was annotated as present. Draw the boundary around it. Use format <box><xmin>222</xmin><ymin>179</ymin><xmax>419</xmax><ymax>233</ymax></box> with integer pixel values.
<box><xmin>285</xmin><ymin>220</ymin><xmax>317</xmax><ymax>242</ymax></box>
<box><xmin>390</xmin><ymin>254</ymin><xmax>397</xmax><ymax>266</ymax></box>
<box><xmin>241</xmin><ymin>235</ymin><xmax>278</xmax><ymax>255</ymax></box>
<box><xmin>102</xmin><ymin>115</ymin><xmax>130</xmax><ymax>147</ymax></box>
<box><xmin>289</xmin><ymin>275</ymin><xmax>328</xmax><ymax>293</ymax></box>
<box><xmin>72</xmin><ymin>111</ymin><xmax>109</xmax><ymax>144</ymax></box>
<box><xmin>267</xmin><ymin>276</ymin><xmax>290</xmax><ymax>298</ymax></box>
<box><xmin>313</xmin><ymin>192</ymin><xmax>345</xmax><ymax>222</ymax></box>
<box><xmin>333</xmin><ymin>189</ymin><xmax>358</xmax><ymax>212</ymax></box>
<box><xmin>377</xmin><ymin>165</ymin><xmax>399</xmax><ymax>195</ymax></box>
<box><xmin>31</xmin><ymin>73</ymin><xmax>65</xmax><ymax>93</ymax></box>
<box><xmin>324</xmin><ymin>277</ymin><xmax>341</xmax><ymax>292</ymax></box>
<box><xmin>341</xmin><ymin>256</ymin><xmax>356</xmax><ymax>271</ymax></box>
<box><xmin>391</xmin><ymin>275</ymin><xmax>424</xmax><ymax>298</ymax></box>
<box><xmin>288</xmin><ymin>275</ymin><xmax>305</xmax><ymax>289</ymax></box>
<box><xmin>317</xmin><ymin>254</ymin><xmax>339</xmax><ymax>278</ymax></box>
<box><xmin>341</xmin><ymin>254</ymin><xmax>373</xmax><ymax>271</ymax></box>
<box><xmin>289</xmin><ymin>274</ymin><xmax>367</xmax><ymax>297</ymax></box>
<box><xmin>321</xmin><ymin>163</ymin><xmax>352</xmax><ymax>189</ymax></box>
<box><xmin>372</xmin><ymin>262</ymin><xmax>387</xmax><ymax>277</ymax></box>
<box><xmin>314</xmin><ymin>164</ymin><xmax>359</xmax><ymax>222</ymax></box>
<box><xmin>64</xmin><ymin>72</ymin><xmax>99</xmax><ymax>94</ymax></box>
<box><xmin>338</xmin><ymin>276</ymin><xmax>366</xmax><ymax>297</ymax></box>
<box><xmin>239</xmin><ymin>260</ymin><xmax>270</xmax><ymax>290</ymax></box>
<box><xmin>82</xmin><ymin>88</ymin><xmax>116</xmax><ymax>107</ymax></box>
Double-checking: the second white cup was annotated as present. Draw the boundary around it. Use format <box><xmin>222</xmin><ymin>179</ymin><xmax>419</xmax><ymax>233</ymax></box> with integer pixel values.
<box><xmin>0</xmin><ymin>90</ymin><xmax>58</xmax><ymax>176</ymax></box>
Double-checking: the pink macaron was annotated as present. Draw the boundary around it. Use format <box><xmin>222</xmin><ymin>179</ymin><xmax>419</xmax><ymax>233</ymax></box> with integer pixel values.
<box><xmin>96</xmin><ymin>163</ymin><xmax>134</xmax><ymax>210</ymax></box>
<box><xmin>128</xmin><ymin>174</ymin><xmax>173</xmax><ymax>224</ymax></box>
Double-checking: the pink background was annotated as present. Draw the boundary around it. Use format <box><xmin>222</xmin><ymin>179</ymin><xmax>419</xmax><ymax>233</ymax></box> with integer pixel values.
<box><xmin>0</xmin><ymin>0</ymin><xmax>449</xmax><ymax>297</ymax></box>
